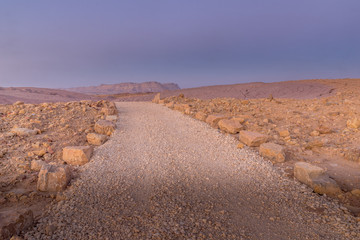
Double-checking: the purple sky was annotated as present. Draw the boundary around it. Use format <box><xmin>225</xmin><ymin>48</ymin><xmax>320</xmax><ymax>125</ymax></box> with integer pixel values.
<box><xmin>0</xmin><ymin>1</ymin><xmax>359</xmax><ymax>89</ymax></box>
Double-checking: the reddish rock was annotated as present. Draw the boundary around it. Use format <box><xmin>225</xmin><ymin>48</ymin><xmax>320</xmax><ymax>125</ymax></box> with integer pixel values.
<box><xmin>94</xmin><ymin>120</ymin><xmax>116</xmax><ymax>136</ymax></box>
<box><xmin>37</xmin><ymin>164</ymin><xmax>71</xmax><ymax>192</ymax></box>
<box><xmin>259</xmin><ymin>143</ymin><xmax>286</xmax><ymax>162</ymax></box>
<box><xmin>218</xmin><ymin>118</ymin><xmax>243</xmax><ymax>134</ymax></box>
<box><xmin>239</xmin><ymin>131</ymin><xmax>268</xmax><ymax>147</ymax></box>
<box><xmin>63</xmin><ymin>146</ymin><xmax>93</xmax><ymax>165</ymax></box>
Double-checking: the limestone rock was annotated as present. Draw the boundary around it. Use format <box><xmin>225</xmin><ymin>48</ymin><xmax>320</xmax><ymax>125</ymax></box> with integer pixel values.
<box><xmin>13</xmin><ymin>101</ymin><xmax>24</xmax><ymax>106</ymax></box>
<box><xmin>30</xmin><ymin>160</ymin><xmax>47</xmax><ymax>171</ymax></box>
<box><xmin>351</xmin><ymin>189</ymin><xmax>360</xmax><ymax>197</ymax></box>
<box><xmin>101</xmin><ymin>107</ymin><xmax>117</xmax><ymax>116</ymax></box>
<box><xmin>218</xmin><ymin>118</ymin><xmax>243</xmax><ymax>134</ymax></box>
<box><xmin>312</xmin><ymin>177</ymin><xmax>342</xmax><ymax>196</ymax></box>
<box><xmin>87</xmin><ymin>133</ymin><xmax>108</xmax><ymax>146</ymax></box>
<box><xmin>347</xmin><ymin>117</ymin><xmax>360</xmax><ymax>129</ymax></box>
<box><xmin>205</xmin><ymin>114</ymin><xmax>228</xmax><ymax>128</ymax></box>
<box><xmin>259</xmin><ymin>143</ymin><xmax>286</xmax><ymax>162</ymax></box>
<box><xmin>294</xmin><ymin>162</ymin><xmax>326</xmax><ymax>186</ymax></box>
<box><xmin>94</xmin><ymin>120</ymin><xmax>116</xmax><ymax>136</ymax></box>
<box><xmin>152</xmin><ymin>93</ymin><xmax>161</xmax><ymax>103</ymax></box>
<box><xmin>37</xmin><ymin>164</ymin><xmax>71</xmax><ymax>192</ymax></box>
<box><xmin>277</xmin><ymin>129</ymin><xmax>290</xmax><ymax>137</ymax></box>
<box><xmin>62</xmin><ymin>146</ymin><xmax>93</xmax><ymax>165</ymax></box>
<box><xmin>165</xmin><ymin>101</ymin><xmax>174</xmax><ymax>108</ymax></box>
<box><xmin>10</xmin><ymin>128</ymin><xmax>37</xmax><ymax>137</ymax></box>
<box><xmin>0</xmin><ymin>210</ymin><xmax>33</xmax><ymax>240</ymax></box>
<box><xmin>195</xmin><ymin>112</ymin><xmax>207</xmax><ymax>121</ymax></box>
<box><xmin>239</xmin><ymin>131</ymin><xmax>268</xmax><ymax>147</ymax></box>
<box><xmin>294</xmin><ymin>162</ymin><xmax>341</xmax><ymax>196</ymax></box>
<box><xmin>105</xmin><ymin>115</ymin><xmax>118</xmax><ymax>122</ymax></box>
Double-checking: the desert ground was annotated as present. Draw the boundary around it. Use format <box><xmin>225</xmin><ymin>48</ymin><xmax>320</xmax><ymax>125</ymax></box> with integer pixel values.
<box><xmin>0</xmin><ymin>79</ymin><xmax>359</xmax><ymax>239</ymax></box>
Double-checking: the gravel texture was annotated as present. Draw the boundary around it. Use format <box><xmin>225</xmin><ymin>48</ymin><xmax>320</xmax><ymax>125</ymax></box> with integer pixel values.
<box><xmin>25</xmin><ymin>102</ymin><xmax>359</xmax><ymax>239</ymax></box>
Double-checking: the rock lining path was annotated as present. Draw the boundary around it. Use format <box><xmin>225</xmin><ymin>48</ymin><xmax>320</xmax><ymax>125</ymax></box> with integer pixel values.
<box><xmin>26</xmin><ymin>102</ymin><xmax>359</xmax><ymax>239</ymax></box>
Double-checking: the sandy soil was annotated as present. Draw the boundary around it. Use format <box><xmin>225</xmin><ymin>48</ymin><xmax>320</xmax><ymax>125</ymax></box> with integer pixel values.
<box><xmin>25</xmin><ymin>102</ymin><xmax>359</xmax><ymax>239</ymax></box>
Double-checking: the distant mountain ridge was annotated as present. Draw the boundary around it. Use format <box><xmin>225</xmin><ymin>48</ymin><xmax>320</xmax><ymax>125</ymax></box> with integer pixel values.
<box><xmin>65</xmin><ymin>81</ymin><xmax>180</xmax><ymax>95</ymax></box>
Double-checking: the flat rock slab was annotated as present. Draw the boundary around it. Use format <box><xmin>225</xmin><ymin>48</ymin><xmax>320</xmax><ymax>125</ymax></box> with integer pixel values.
<box><xmin>25</xmin><ymin>102</ymin><xmax>359</xmax><ymax>240</ymax></box>
<box><xmin>10</xmin><ymin>128</ymin><xmax>37</xmax><ymax>137</ymax></box>
<box><xmin>218</xmin><ymin>118</ymin><xmax>243</xmax><ymax>134</ymax></box>
<box><xmin>239</xmin><ymin>130</ymin><xmax>268</xmax><ymax>147</ymax></box>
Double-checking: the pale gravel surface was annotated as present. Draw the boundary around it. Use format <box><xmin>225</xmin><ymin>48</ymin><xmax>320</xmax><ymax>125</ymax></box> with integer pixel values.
<box><xmin>25</xmin><ymin>102</ymin><xmax>359</xmax><ymax>239</ymax></box>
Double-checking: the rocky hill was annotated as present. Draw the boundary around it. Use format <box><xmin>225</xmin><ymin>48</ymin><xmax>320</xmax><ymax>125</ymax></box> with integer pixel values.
<box><xmin>0</xmin><ymin>87</ymin><xmax>96</xmax><ymax>105</ymax></box>
<box><xmin>65</xmin><ymin>82</ymin><xmax>180</xmax><ymax>95</ymax></box>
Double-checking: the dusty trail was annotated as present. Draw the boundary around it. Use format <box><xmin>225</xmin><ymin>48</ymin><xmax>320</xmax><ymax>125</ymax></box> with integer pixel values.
<box><xmin>26</xmin><ymin>102</ymin><xmax>358</xmax><ymax>239</ymax></box>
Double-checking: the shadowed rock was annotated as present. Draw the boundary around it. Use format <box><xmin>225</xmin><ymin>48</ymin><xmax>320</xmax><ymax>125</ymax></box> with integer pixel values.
<box><xmin>37</xmin><ymin>164</ymin><xmax>71</xmax><ymax>192</ymax></box>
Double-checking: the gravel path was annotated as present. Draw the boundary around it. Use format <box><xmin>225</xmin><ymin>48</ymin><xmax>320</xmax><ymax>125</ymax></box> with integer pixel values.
<box><xmin>26</xmin><ymin>102</ymin><xmax>359</xmax><ymax>239</ymax></box>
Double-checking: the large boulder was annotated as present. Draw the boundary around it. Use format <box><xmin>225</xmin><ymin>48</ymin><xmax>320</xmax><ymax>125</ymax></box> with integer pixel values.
<box><xmin>10</xmin><ymin>128</ymin><xmax>37</xmax><ymax>137</ymax></box>
<box><xmin>205</xmin><ymin>114</ymin><xmax>228</xmax><ymax>128</ymax></box>
<box><xmin>259</xmin><ymin>143</ymin><xmax>286</xmax><ymax>163</ymax></box>
<box><xmin>62</xmin><ymin>146</ymin><xmax>93</xmax><ymax>166</ymax></box>
<box><xmin>37</xmin><ymin>164</ymin><xmax>71</xmax><ymax>192</ymax></box>
<box><xmin>294</xmin><ymin>162</ymin><xmax>342</xmax><ymax>196</ymax></box>
<box><xmin>218</xmin><ymin>118</ymin><xmax>243</xmax><ymax>134</ymax></box>
<box><xmin>239</xmin><ymin>131</ymin><xmax>268</xmax><ymax>147</ymax></box>
<box><xmin>94</xmin><ymin>120</ymin><xmax>116</xmax><ymax>136</ymax></box>
<box><xmin>87</xmin><ymin>133</ymin><xmax>108</xmax><ymax>146</ymax></box>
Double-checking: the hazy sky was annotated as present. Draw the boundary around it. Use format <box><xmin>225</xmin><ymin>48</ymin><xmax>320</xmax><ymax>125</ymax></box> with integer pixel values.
<box><xmin>0</xmin><ymin>1</ymin><xmax>359</xmax><ymax>88</ymax></box>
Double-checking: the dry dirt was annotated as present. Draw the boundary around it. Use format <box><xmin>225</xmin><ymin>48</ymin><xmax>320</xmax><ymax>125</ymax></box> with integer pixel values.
<box><xmin>159</xmin><ymin>78</ymin><xmax>360</xmax><ymax>216</ymax></box>
<box><xmin>0</xmin><ymin>100</ymin><xmax>116</xmax><ymax>238</ymax></box>
<box><xmin>24</xmin><ymin>102</ymin><xmax>359</xmax><ymax>239</ymax></box>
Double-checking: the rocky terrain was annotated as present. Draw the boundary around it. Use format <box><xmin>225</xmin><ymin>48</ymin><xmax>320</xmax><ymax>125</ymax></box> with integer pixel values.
<box><xmin>0</xmin><ymin>87</ymin><xmax>96</xmax><ymax>105</ymax></box>
<box><xmin>0</xmin><ymin>100</ymin><xmax>117</xmax><ymax>239</ymax></box>
<box><xmin>154</xmin><ymin>78</ymin><xmax>360</xmax><ymax>217</ymax></box>
<box><xmin>23</xmin><ymin>103</ymin><xmax>360</xmax><ymax>239</ymax></box>
<box><xmin>65</xmin><ymin>81</ymin><xmax>180</xmax><ymax>95</ymax></box>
